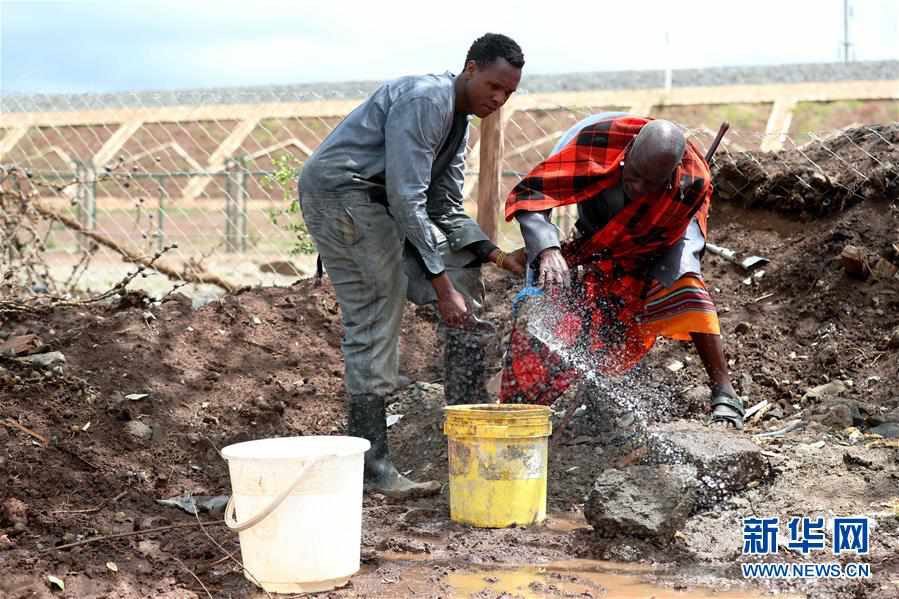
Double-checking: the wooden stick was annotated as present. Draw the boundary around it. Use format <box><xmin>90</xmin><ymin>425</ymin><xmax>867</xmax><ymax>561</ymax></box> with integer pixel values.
<box><xmin>477</xmin><ymin>108</ymin><xmax>504</xmax><ymax>243</ymax></box>
<box><xmin>704</xmin><ymin>122</ymin><xmax>731</xmax><ymax>164</ymax></box>
<box><xmin>50</xmin><ymin>490</ymin><xmax>128</xmax><ymax>515</ymax></box>
<box><xmin>206</xmin><ymin>547</ymin><xmax>240</xmax><ymax>568</ymax></box>
<box><xmin>2</xmin><ymin>418</ymin><xmax>49</xmax><ymax>446</ymax></box>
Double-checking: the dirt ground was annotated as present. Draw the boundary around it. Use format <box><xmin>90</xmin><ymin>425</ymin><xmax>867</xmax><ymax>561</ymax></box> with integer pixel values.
<box><xmin>2</xmin><ymin>124</ymin><xmax>899</xmax><ymax>598</ymax></box>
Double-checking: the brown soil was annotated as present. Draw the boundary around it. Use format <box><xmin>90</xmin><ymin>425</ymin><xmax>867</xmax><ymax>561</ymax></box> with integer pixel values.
<box><xmin>2</xmin><ymin>124</ymin><xmax>899</xmax><ymax>598</ymax></box>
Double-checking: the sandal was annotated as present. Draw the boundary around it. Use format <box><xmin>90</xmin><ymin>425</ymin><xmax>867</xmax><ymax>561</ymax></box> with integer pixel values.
<box><xmin>710</xmin><ymin>392</ymin><xmax>744</xmax><ymax>430</ymax></box>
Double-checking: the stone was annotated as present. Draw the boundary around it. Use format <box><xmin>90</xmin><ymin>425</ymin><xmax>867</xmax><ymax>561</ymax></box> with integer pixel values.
<box><xmin>136</xmin><ymin>540</ymin><xmax>162</xmax><ymax>559</ymax></box>
<box><xmin>813</xmin><ymin>402</ymin><xmax>855</xmax><ymax>429</ymax></box>
<box><xmin>840</xmin><ymin>245</ymin><xmax>870</xmax><ymax>279</ymax></box>
<box><xmin>584</xmin><ymin>464</ymin><xmax>698</xmax><ymax>540</ymax></box>
<box><xmin>1</xmin><ymin>497</ymin><xmax>28</xmax><ymax>532</ymax></box>
<box><xmin>843</xmin><ymin>449</ymin><xmax>881</xmax><ymax>471</ymax></box>
<box><xmin>766</xmin><ymin>406</ymin><xmax>785</xmax><ymax>420</ymax></box>
<box><xmin>810</xmin><ymin>399</ymin><xmax>866</xmax><ymax>430</ymax></box>
<box><xmin>136</xmin><ymin>516</ymin><xmax>170</xmax><ymax>531</ymax></box>
<box><xmin>868</xmin><ymin>422</ymin><xmax>899</xmax><ymax>439</ymax></box>
<box><xmin>666</xmin><ymin>360</ymin><xmax>684</xmax><ymax>373</ymax></box>
<box><xmin>646</xmin><ymin>423</ymin><xmax>771</xmax><ymax>507</ymax></box>
<box><xmin>871</xmin><ymin>257</ymin><xmax>898</xmax><ymax>280</ymax></box>
<box><xmin>0</xmin><ymin>334</ymin><xmax>44</xmax><ymax>357</ymax></box>
<box><xmin>802</xmin><ymin>380</ymin><xmax>848</xmax><ymax>402</ymax></box>
<box><xmin>17</xmin><ymin>351</ymin><xmax>66</xmax><ymax>370</ymax></box>
<box><xmin>815</xmin><ymin>343</ymin><xmax>841</xmax><ymax>367</ymax></box>
<box><xmin>160</xmin><ymin>292</ymin><xmax>193</xmax><ymax>311</ymax></box>
<box><xmin>124</xmin><ymin>420</ymin><xmax>153</xmax><ymax>441</ymax></box>
<box><xmin>734</xmin><ymin>321</ymin><xmax>752</xmax><ymax>335</ymax></box>
<box><xmin>386</xmin><ymin>382</ymin><xmax>444</xmax><ymax>415</ymax></box>
<box><xmin>888</xmin><ymin>328</ymin><xmax>899</xmax><ymax>350</ymax></box>
<box><xmin>680</xmin><ymin>385</ymin><xmax>708</xmax><ymax>409</ymax></box>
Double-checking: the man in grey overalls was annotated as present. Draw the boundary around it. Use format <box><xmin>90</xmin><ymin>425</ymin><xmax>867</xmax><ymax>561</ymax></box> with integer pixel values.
<box><xmin>299</xmin><ymin>34</ymin><xmax>527</xmax><ymax>498</ymax></box>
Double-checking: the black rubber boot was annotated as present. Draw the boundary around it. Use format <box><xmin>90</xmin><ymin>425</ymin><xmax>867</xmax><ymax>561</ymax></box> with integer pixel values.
<box><xmin>347</xmin><ymin>394</ymin><xmax>440</xmax><ymax>498</ymax></box>
<box><xmin>444</xmin><ymin>327</ymin><xmax>490</xmax><ymax>406</ymax></box>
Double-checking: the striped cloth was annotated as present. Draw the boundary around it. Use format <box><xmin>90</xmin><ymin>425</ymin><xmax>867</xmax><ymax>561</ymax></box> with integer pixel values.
<box><xmin>639</xmin><ymin>275</ymin><xmax>720</xmax><ymax>340</ymax></box>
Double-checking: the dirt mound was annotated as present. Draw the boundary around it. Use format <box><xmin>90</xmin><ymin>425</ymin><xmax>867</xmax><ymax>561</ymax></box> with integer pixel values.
<box><xmin>0</xmin><ymin>279</ymin><xmax>442</xmax><ymax>597</ymax></box>
<box><xmin>715</xmin><ymin>122</ymin><xmax>899</xmax><ymax>215</ymax></box>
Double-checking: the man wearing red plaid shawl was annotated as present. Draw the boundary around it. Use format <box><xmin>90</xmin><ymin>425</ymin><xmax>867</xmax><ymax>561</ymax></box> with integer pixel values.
<box><xmin>500</xmin><ymin>113</ymin><xmax>743</xmax><ymax>429</ymax></box>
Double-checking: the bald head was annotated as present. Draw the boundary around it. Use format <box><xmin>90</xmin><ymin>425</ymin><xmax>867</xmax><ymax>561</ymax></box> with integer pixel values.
<box><xmin>631</xmin><ymin>120</ymin><xmax>685</xmax><ymax>174</ymax></box>
<box><xmin>622</xmin><ymin>120</ymin><xmax>686</xmax><ymax>199</ymax></box>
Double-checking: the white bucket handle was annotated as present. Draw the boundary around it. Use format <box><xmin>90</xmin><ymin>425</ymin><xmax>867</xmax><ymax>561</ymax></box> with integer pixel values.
<box><xmin>225</xmin><ymin>462</ymin><xmax>313</xmax><ymax>532</ymax></box>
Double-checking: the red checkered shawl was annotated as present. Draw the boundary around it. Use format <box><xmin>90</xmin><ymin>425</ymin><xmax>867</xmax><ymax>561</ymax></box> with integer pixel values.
<box><xmin>500</xmin><ymin>116</ymin><xmax>712</xmax><ymax>405</ymax></box>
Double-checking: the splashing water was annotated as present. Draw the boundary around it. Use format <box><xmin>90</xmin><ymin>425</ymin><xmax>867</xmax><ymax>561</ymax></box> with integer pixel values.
<box><xmin>525</xmin><ymin>297</ymin><xmax>756</xmax><ymax>504</ymax></box>
<box><xmin>522</xmin><ymin>293</ymin><xmax>678</xmax><ymax>436</ymax></box>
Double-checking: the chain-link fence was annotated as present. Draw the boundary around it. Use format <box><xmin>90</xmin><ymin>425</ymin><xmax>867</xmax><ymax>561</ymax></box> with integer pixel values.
<box><xmin>1</xmin><ymin>87</ymin><xmax>896</xmax><ymax>302</ymax></box>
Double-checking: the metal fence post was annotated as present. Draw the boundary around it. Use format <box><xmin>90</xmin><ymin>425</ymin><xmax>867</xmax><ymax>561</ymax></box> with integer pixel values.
<box><xmin>75</xmin><ymin>159</ymin><xmax>96</xmax><ymax>251</ymax></box>
<box><xmin>238</xmin><ymin>165</ymin><xmax>248</xmax><ymax>252</ymax></box>
<box><xmin>156</xmin><ymin>175</ymin><xmax>166</xmax><ymax>253</ymax></box>
<box><xmin>225</xmin><ymin>158</ymin><xmax>247</xmax><ymax>253</ymax></box>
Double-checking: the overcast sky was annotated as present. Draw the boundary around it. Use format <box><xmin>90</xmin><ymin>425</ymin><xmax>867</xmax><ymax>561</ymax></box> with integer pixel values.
<box><xmin>1</xmin><ymin>0</ymin><xmax>898</xmax><ymax>94</ymax></box>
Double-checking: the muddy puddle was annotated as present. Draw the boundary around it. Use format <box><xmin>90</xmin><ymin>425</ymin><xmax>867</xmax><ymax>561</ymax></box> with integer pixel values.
<box><xmin>372</xmin><ymin>512</ymin><xmax>803</xmax><ymax>597</ymax></box>
<box><xmin>374</xmin><ymin>557</ymin><xmax>804</xmax><ymax>598</ymax></box>
<box><xmin>447</xmin><ymin>560</ymin><xmax>803</xmax><ymax>598</ymax></box>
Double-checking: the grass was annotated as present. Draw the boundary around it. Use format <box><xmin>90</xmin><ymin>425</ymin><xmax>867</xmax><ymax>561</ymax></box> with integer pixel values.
<box><xmin>789</xmin><ymin>100</ymin><xmax>899</xmax><ymax>138</ymax></box>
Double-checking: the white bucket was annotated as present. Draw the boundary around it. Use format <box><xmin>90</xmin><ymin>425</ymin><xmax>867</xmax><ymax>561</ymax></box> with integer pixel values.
<box><xmin>221</xmin><ymin>436</ymin><xmax>370</xmax><ymax>594</ymax></box>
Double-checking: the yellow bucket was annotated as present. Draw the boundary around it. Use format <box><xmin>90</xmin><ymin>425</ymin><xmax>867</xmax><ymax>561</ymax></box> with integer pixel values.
<box><xmin>443</xmin><ymin>404</ymin><xmax>552</xmax><ymax>528</ymax></box>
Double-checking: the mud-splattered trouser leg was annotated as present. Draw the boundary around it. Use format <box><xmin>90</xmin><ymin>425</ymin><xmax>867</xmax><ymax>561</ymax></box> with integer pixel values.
<box><xmin>406</xmin><ymin>241</ymin><xmax>491</xmax><ymax>405</ymax></box>
<box><xmin>299</xmin><ymin>191</ymin><xmax>405</xmax><ymax>398</ymax></box>
<box><xmin>442</xmin><ymin>324</ymin><xmax>491</xmax><ymax>405</ymax></box>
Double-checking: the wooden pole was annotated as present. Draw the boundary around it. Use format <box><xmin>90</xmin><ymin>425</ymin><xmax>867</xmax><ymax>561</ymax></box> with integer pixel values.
<box><xmin>477</xmin><ymin>108</ymin><xmax>504</xmax><ymax>244</ymax></box>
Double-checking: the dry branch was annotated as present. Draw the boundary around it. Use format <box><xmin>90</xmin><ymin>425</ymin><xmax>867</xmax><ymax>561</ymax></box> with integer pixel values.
<box><xmin>48</xmin><ymin>520</ymin><xmax>226</xmax><ymax>552</ymax></box>
<box><xmin>31</xmin><ymin>200</ymin><xmax>236</xmax><ymax>293</ymax></box>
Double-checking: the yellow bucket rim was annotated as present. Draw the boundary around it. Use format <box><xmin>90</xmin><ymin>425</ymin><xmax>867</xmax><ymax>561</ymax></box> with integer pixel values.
<box><xmin>443</xmin><ymin>404</ymin><xmax>551</xmax><ymax>418</ymax></box>
<box><xmin>443</xmin><ymin>404</ymin><xmax>552</xmax><ymax>438</ymax></box>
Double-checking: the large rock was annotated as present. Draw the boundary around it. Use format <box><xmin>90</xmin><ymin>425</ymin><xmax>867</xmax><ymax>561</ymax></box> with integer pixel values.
<box><xmin>646</xmin><ymin>424</ymin><xmax>771</xmax><ymax>507</ymax></box>
<box><xmin>808</xmin><ymin>398</ymin><xmax>877</xmax><ymax>429</ymax></box>
<box><xmin>584</xmin><ymin>465</ymin><xmax>698</xmax><ymax>540</ymax></box>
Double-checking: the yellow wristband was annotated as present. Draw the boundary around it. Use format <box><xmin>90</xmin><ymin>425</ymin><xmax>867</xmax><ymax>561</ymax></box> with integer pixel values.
<box><xmin>494</xmin><ymin>250</ymin><xmax>506</xmax><ymax>268</ymax></box>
